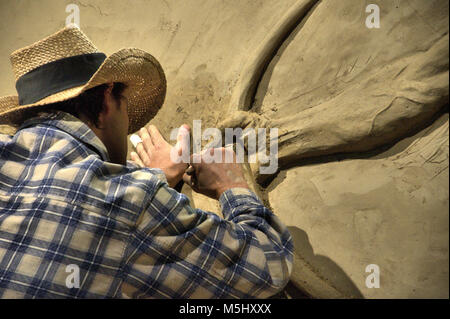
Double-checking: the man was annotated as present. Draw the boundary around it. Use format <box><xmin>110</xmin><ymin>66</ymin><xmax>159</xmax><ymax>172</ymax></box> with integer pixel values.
<box><xmin>0</xmin><ymin>25</ymin><xmax>293</xmax><ymax>298</ymax></box>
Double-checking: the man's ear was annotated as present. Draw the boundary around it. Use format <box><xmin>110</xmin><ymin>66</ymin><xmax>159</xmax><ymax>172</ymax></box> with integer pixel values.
<box><xmin>103</xmin><ymin>83</ymin><xmax>114</xmax><ymax>114</ymax></box>
<box><xmin>97</xmin><ymin>83</ymin><xmax>114</xmax><ymax>127</ymax></box>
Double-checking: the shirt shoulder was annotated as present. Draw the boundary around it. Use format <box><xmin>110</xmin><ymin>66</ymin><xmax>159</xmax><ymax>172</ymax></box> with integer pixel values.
<box><xmin>0</xmin><ymin>121</ymin><xmax>167</xmax><ymax>227</ymax></box>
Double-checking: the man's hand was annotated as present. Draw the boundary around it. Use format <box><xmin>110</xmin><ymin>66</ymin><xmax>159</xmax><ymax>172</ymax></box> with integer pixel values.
<box><xmin>130</xmin><ymin>124</ymin><xmax>190</xmax><ymax>188</ymax></box>
<box><xmin>182</xmin><ymin>147</ymin><xmax>250</xmax><ymax>200</ymax></box>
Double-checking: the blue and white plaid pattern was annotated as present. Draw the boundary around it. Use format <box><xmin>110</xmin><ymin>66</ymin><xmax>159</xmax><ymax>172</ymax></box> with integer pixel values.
<box><xmin>0</xmin><ymin>111</ymin><xmax>293</xmax><ymax>298</ymax></box>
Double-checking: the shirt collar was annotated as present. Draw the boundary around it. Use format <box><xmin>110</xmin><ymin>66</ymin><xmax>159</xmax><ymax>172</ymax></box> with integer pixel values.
<box><xmin>18</xmin><ymin>110</ymin><xmax>110</xmax><ymax>161</ymax></box>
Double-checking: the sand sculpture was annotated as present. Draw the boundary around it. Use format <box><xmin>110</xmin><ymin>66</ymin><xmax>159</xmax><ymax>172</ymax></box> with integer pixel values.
<box><xmin>0</xmin><ymin>0</ymin><xmax>448</xmax><ymax>298</ymax></box>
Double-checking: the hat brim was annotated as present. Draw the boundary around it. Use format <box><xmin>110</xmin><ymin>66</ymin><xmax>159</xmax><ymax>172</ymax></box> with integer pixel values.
<box><xmin>0</xmin><ymin>48</ymin><xmax>166</xmax><ymax>134</ymax></box>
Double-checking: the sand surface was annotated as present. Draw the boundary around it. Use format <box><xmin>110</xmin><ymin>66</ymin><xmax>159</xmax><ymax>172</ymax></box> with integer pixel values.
<box><xmin>0</xmin><ymin>0</ymin><xmax>448</xmax><ymax>298</ymax></box>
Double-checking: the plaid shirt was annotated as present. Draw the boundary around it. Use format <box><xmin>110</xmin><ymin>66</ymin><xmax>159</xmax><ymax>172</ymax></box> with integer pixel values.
<box><xmin>0</xmin><ymin>111</ymin><xmax>293</xmax><ymax>299</ymax></box>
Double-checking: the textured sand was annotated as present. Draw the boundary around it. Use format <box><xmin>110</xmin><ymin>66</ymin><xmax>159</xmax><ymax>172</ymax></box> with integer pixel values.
<box><xmin>0</xmin><ymin>0</ymin><xmax>448</xmax><ymax>298</ymax></box>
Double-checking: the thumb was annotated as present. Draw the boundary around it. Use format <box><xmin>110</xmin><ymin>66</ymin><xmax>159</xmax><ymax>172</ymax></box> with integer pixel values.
<box><xmin>182</xmin><ymin>172</ymin><xmax>196</xmax><ymax>190</ymax></box>
<box><xmin>185</xmin><ymin>164</ymin><xmax>195</xmax><ymax>176</ymax></box>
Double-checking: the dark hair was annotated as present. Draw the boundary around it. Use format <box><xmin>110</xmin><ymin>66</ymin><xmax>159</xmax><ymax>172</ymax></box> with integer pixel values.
<box><xmin>40</xmin><ymin>82</ymin><xmax>126</xmax><ymax>128</ymax></box>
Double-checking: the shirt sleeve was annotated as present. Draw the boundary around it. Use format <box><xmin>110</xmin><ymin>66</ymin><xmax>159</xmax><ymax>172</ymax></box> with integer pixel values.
<box><xmin>120</xmin><ymin>184</ymin><xmax>294</xmax><ymax>299</ymax></box>
<box><xmin>126</xmin><ymin>160</ymin><xmax>140</xmax><ymax>169</ymax></box>
<box><xmin>126</xmin><ymin>160</ymin><xmax>168</xmax><ymax>183</ymax></box>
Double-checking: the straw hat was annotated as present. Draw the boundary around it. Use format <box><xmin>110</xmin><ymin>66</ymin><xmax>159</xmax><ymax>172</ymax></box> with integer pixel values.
<box><xmin>0</xmin><ymin>25</ymin><xmax>166</xmax><ymax>134</ymax></box>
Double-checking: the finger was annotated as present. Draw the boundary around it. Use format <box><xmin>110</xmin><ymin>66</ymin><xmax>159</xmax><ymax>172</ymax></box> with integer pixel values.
<box><xmin>180</xmin><ymin>123</ymin><xmax>191</xmax><ymax>131</ymax></box>
<box><xmin>135</xmin><ymin>142</ymin><xmax>150</xmax><ymax>166</ymax></box>
<box><xmin>148</xmin><ymin>125</ymin><xmax>166</xmax><ymax>147</ymax></box>
<box><xmin>175</xmin><ymin>124</ymin><xmax>190</xmax><ymax>155</ymax></box>
<box><xmin>139</xmin><ymin>127</ymin><xmax>154</xmax><ymax>153</ymax></box>
<box><xmin>190</xmin><ymin>153</ymin><xmax>203</xmax><ymax>167</ymax></box>
<box><xmin>224</xmin><ymin>144</ymin><xmax>234</xmax><ymax>151</ymax></box>
<box><xmin>222</xmin><ymin>146</ymin><xmax>236</xmax><ymax>163</ymax></box>
<box><xmin>130</xmin><ymin>152</ymin><xmax>145</xmax><ymax>168</ymax></box>
<box><xmin>185</xmin><ymin>173</ymin><xmax>198</xmax><ymax>191</ymax></box>
<box><xmin>182</xmin><ymin>173</ymin><xmax>193</xmax><ymax>187</ymax></box>
<box><xmin>185</xmin><ymin>165</ymin><xmax>195</xmax><ymax>176</ymax></box>
<box><xmin>177</xmin><ymin>124</ymin><xmax>191</xmax><ymax>142</ymax></box>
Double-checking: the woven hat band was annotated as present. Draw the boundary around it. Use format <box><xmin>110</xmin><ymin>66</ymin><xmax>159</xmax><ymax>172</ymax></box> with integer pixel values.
<box><xmin>15</xmin><ymin>52</ymin><xmax>106</xmax><ymax>105</ymax></box>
